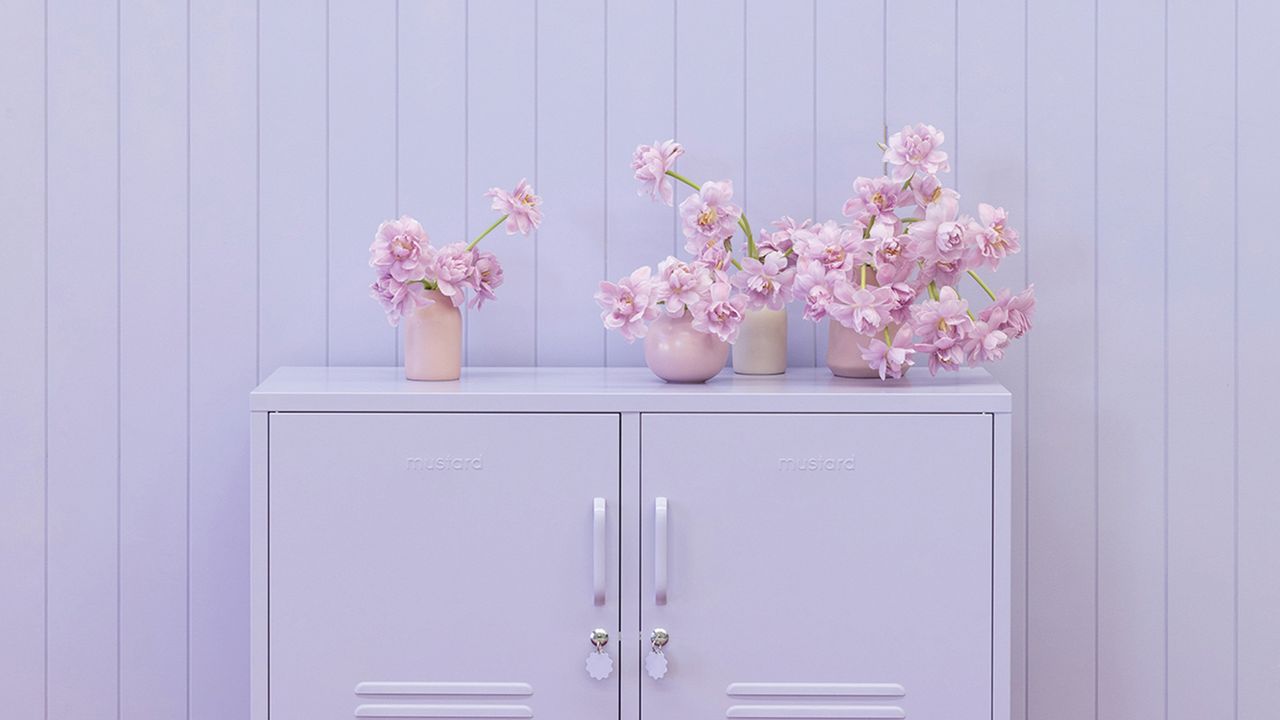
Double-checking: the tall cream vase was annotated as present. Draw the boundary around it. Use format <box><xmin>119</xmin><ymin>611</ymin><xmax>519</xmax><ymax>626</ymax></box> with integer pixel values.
<box><xmin>732</xmin><ymin>307</ymin><xmax>787</xmax><ymax>375</ymax></box>
<box><xmin>403</xmin><ymin>289</ymin><xmax>462</xmax><ymax>381</ymax></box>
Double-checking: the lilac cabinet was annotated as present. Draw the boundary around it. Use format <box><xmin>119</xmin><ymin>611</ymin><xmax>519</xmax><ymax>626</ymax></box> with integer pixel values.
<box><xmin>252</xmin><ymin>367</ymin><xmax>1013</xmax><ymax>720</ymax></box>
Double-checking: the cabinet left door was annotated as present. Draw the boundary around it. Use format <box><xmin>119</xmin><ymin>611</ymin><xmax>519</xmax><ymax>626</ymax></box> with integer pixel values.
<box><xmin>267</xmin><ymin>412</ymin><xmax>621</xmax><ymax>720</ymax></box>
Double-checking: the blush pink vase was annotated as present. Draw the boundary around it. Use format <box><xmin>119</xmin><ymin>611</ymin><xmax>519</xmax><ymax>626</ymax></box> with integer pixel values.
<box><xmin>403</xmin><ymin>289</ymin><xmax>463</xmax><ymax>381</ymax></box>
<box><xmin>826</xmin><ymin>320</ymin><xmax>907</xmax><ymax>378</ymax></box>
<box><xmin>643</xmin><ymin>312</ymin><xmax>730</xmax><ymax>383</ymax></box>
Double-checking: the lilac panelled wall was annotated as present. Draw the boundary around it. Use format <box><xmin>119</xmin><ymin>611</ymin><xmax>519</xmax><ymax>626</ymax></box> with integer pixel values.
<box><xmin>0</xmin><ymin>1</ymin><xmax>1278</xmax><ymax>719</ymax></box>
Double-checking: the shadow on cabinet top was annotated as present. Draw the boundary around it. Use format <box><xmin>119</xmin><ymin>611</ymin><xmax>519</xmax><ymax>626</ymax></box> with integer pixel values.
<box><xmin>251</xmin><ymin>366</ymin><xmax>1011</xmax><ymax>414</ymax></box>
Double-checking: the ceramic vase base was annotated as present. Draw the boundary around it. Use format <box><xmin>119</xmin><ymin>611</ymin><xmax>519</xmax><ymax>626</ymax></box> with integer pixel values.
<box><xmin>405</xmin><ymin>371</ymin><xmax>461</xmax><ymax>382</ymax></box>
<box><xmin>733</xmin><ymin>367</ymin><xmax>786</xmax><ymax>376</ymax></box>
<box><xmin>828</xmin><ymin>365</ymin><xmax>882</xmax><ymax>379</ymax></box>
<box><xmin>644</xmin><ymin>313</ymin><xmax>731</xmax><ymax>383</ymax></box>
<box><xmin>403</xmin><ymin>290</ymin><xmax>463</xmax><ymax>382</ymax></box>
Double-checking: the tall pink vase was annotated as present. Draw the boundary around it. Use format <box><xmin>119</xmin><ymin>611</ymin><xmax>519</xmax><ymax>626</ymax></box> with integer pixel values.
<box><xmin>403</xmin><ymin>289</ymin><xmax>462</xmax><ymax>381</ymax></box>
<box><xmin>824</xmin><ymin>267</ymin><xmax>909</xmax><ymax>379</ymax></box>
<box><xmin>643</xmin><ymin>312</ymin><xmax>730</xmax><ymax>383</ymax></box>
<box><xmin>826</xmin><ymin>320</ymin><xmax>882</xmax><ymax>378</ymax></box>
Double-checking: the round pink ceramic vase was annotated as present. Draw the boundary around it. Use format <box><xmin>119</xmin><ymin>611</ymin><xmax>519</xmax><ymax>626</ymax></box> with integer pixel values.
<box><xmin>403</xmin><ymin>289</ymin><xmax>463</xmax><ymax>381</ymax></box>
<box><xmin>826</xmin><ymin>320</ymin><xmax>884</xmax><ymax>378</ymax></box>
<box><xmin>643</xmin><ymin>312</ymin><xmax>730</xmax><ymax>383</ymax></box>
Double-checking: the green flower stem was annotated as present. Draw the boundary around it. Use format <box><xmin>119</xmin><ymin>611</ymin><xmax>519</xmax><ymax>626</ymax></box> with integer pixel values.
<box><xmin>466</xmin><ymin>214</ymin><xmax>508</xmax><ymax>252</ymax></box>
<box><xmin>665</xmin><ymin>169</ymin><xmax>756</xmax><ymax>259</ymax></box>
<box><xmin>666</xmin><ymin>169</ymin><xmax>701</xmax><ymax>193</ymax></box>
<box><xmin>967</xmin><ymin>269</ymin><xmax>999</xmax><ymax>301</ymax></box>
<box><xmin>860</xmin><ymin>263</ymin><xmax>868</xmax><ymax>289</ymax></box>
<box><xmin>927</xmin><ymin>280</ymin><xmax>940</xmax><ymax>301</ymax></box>
<box><xmin>884</xmin><ymin>327</ymin><xmax>892</xmax><ymax>345</ymax></box>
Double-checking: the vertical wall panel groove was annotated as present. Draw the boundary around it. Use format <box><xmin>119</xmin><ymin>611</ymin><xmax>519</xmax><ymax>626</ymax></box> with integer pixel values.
<box><xmin>465</xmin><ymin>0</ymin><xmax>537</xmax><ymax>366</ymax></box>
<box><xmin>119</xmin><ymin>0</ymin><xmax>189</xmax><ymax>716</ymax></box>
<box><xmin>1026</xmin><ymin>2</ymin><xmax>1098</xmax><ymax>719</ymax></box>
<box><xmin>603</xmin><ymin>0</ymin><xmax>676</xmax><ymax>366</ymax></box>
<box><xmin>535</xmin><ymin>0</ymin><xmax>606</xmax><ymax>366</ymax></box>
<box><xmin>397</xmin><ymin>0</ymin><xmax>467</xmax><ymax>370</ymax></box>
<box><xmin>674</xmin><ymin>0</ymin><xmax>744</xmax><ymax>375</ymax></box>
<box><xmin>259</xmin><ymin>0</ymin><xmax>328</xmax><ymax>378</ymax></box>
<box><xmin>814</xmin><ymin>0</ymin><xmax>884</xmax><ymax>368</ymax></box>
<box><xmin>1236</xmin><ymin>1</ymin><xmax>1280</xmax><ymax>716</ymax></box>
<box><xmin>0</xmin><ymin>1</ymin><xmax>47</xmax><ymax>716</ymax></box>
<box><xmin>1096</xmin><ymin>1</ymin><xmax>1167</xmax><ymax>718</ymax></box>
<box><xmin>327</xmin><ymin>0</ymin><xmax>397</xmax><ymax>366</ymax></box>
<box><xmin>188</xmin><ymin>3</ymin><xmax>256</xmax><ymax>718</ymax></box>
<box><xmin>745</xmin><ymin>0</ymin><xmax>816</xmax><ymax>368</ymax></box>
<box><xmin>1166</xmin><ymin>1</ymin><xmax>1238</xmax><ymax>718</ymax></box>
<box><xmin>45</xmin><ymin>0</ymin><xmax>121</xmax><ymax>715</ymax></box>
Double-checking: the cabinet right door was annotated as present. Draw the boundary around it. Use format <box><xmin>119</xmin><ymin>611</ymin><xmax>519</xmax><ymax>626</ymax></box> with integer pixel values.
<box><xmin>640</xmin><ymin>413</ymin><xmax>993</xmax><ymax>720</ymax></box>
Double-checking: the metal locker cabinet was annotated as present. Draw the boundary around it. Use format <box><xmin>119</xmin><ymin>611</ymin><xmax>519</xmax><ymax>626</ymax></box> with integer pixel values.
<box><xmin>640</xmin><ymin>412</ymin><xmax>993</xmax><ymax>719</ymax></box>
<box><xmin>251</xmin><ymin>366</ymin><xmax>1012</xmax><ymax>720</ymax></box>
<box><xmin>263</xmin><ymin>411</ymin><xmax>621</xmax><ymax>720</ymax></box>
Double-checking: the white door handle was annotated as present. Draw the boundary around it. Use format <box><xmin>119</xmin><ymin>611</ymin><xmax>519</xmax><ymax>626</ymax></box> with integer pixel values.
<box><xmin>593</xmin><ymin>498</ymin><xmax>607</xmax><ymax>606</ymax></box>
<box><xmin>655</xmin><ymin>497</ymin><xmax>668</xmax><ymax>605</ymax></box>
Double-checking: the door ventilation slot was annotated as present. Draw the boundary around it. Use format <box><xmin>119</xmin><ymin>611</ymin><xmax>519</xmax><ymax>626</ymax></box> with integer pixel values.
<box><xmin>354</xmin><ymin>704</ymin><xmax>534</xmax><ymax>718</ymax></box>
<box><xmin>725</xmin><ymin>705</ymin><xmax>906</xmax><ymax>719</ymax></box>
<box><xmin>355</xmin><ymin>682</ymin><xmax>534</xmax><ymax>697</ymax></box>
<box><xmin>726</xmin><ymin>683</ymin><xmax>905</xmax><ymax>698</ymax></box>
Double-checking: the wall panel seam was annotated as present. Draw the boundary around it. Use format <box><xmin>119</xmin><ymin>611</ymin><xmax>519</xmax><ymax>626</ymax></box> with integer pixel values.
<box><xmin>324</xmin><ymin>0</ymin><xmax>331</xmax><ymax>367</ymax></box>
<box><xmin>1231</xmin><ymin>0</ymin><xmax>1240</xmax><ymax>716</ymax></box>
<box><xmin>115</xmin><ymin>1</ymin><xmax>123</xmax><ymax>717</ymax></box>
<box><xmin>1092</xmin><ymin>1</ymin><xmax>1100</xmax><ymax>718</ymax></box>
<box><xmin>1162</xmin><ymin>0</ymin><xmax>1172</xmax><ymax>712</ymax></box>
<box><xmin>42</xmin><ymin>2</ymin><xmax>50</xmax><ymax>717</ymax></box>
<box><xmin>1161</xmin><ymin>1</ymin><xmax>1169</xmax><ymax>717</ymax></box>
<box><xmin>185</xmin><ymin>1</ymin><xmax>194</xmax><ymax>718</ymax></box>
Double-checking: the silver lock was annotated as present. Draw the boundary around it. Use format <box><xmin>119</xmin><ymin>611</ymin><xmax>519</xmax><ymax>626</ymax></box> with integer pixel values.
<box><xmin>650</xmin><ymin>628</ymin><xmax>669</xmax><ymax>649</ymax></box>
<box><xmin>646</xmin><ymin>628</ymin><xmax>670</xmax><ymax>680</ymax></box>
<box><xmin>590</xmin><ymin>628</ymin><xmax>610</xmax><ymax>650</ymax></box>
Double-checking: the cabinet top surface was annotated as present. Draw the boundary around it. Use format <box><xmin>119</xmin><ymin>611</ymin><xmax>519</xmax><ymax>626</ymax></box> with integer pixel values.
<box><xmin>252</xmin><ymin>366</ymin><xmax>1010</xmax><ymax>413</ymax></box>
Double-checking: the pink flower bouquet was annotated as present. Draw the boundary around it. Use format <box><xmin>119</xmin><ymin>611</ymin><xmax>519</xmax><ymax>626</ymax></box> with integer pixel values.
<box><xmin>790</xmin><ymin>123</ymin><xmax>1035</xmax><ymax>379</ymax></box>
<box><xmin>369</xmin><ymin>179</ymin><xmax>542</xmax><ymax>324</ymax></box>
<box><xmin>596</xmin><ymin>141</ymin><xmax>795</xmax><ymax>344</ymax></box>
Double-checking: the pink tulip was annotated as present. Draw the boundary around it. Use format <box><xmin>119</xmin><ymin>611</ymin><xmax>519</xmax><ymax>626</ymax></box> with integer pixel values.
<box><xmin>794</xmin><ymin>258</ymin><xmax>840</xmax><ymax>321</ymax></box>
<box><xmin>980</xmin><ymin>284</ymin><xmax>1036</xmax><ymax>339</ymax></box>
<box><xmin>468</xmin><ymin>250</ymin><xmax>504</xmax><ymax>309</ymax></box>
<box><xmin>974</xmin><ymin>203</ymin><xmax>1021</xmax><ymax>269</ymax></box>
<box><xmin>370</xmin><ymin>215</ymin><xmax>432</xmax><ymax>283</ymax></box>
<box><xmin>656</xmin><ymin>256</ymin><xmax>715</xmax><ymax>315</ymax></box>
<box><xmin>486</xmin><ymin>178</ymin><xmax>543</xmax><ymax>235</ymax></box>
<box><xmin>843</xmin><ymin>176</ymin><xmax>909</xmax><ymax>227</ymax></box>
<box><xmin>632</xmin><ymin>140</ymin><xmax>684</xmax><ymax>206</ymax></box>
<box><xmin>829</xmin><ymin>281</ymin><xmax>897</xmax><ymax>335</ymax></box>
<box><xmin>370</xmin><ymin>272</ymin><xmax>431</xmax><ymax>326</ymax></box>
<box><xmin>428</xmin><ymin>242</ymin><xmax>476</xmax><ymax>307</ymax></box>
<box><xmin>861</xmin><ymin>325</ymin><xmax>916</xmax><ymax>379</ymax></box>
<box><xmin>690</xmin><ymin>282</ymin><xmax>748</xmax><ymax>343</ymax></box>
<box><xmin>732</xmin><ymin>252</ymin><xmax>795</xmax><ymax>311</ymax></box>
<box><xmin>679</xmin><ymin>180</ymin><xmax>742</xmax><ymax>244</ymax></box>
<box><xmin>883</xmin><ymin>123</ymin><xmax>951</xmax><ymax>182</ymax></box>
<box><xmin>595</xmin><ymin>266</ymin><xmax>661</xmax><ymax>342</ymax></box>
<box><xmin>796</xmin><ymin>220</ymin><xmax>862</xmax><ymax>272</ymax></box>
